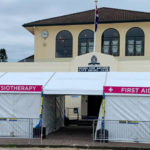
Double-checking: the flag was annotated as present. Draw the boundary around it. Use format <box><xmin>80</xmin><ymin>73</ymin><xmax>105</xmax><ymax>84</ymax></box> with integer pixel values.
<box><xmin>95</xmin><ymin>5</ymin><xmax>99</xmax><ymax>32</ymax></box>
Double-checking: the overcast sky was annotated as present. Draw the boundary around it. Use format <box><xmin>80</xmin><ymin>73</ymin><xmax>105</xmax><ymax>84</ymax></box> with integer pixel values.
<box><xmin>1</xmin><ymin>0</ymin><xmax>150</xmax><ymax>62</ymax></box>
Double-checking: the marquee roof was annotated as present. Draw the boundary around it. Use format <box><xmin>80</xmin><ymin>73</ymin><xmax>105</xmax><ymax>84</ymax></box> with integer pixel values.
<box><xmin>0</xmin><ymin>72</ymin><xmax>150</xmax><ymax>95</ymax></box>
<box><xmin>44</xmin><ymin>72</ymin><xmax>106</xmax><ymax>95</ymax></box>
<box><xmin>23</xmin><ymin>7</ymin><xmax>150</xmax><ymax>27</ymax></box>
<box><xmin>0</xmin><ymin>72</ymin><xmax>54</xmax><ymax>86</ymax></box>
<box><xmin>106</xmin><ymin>72</ymin><xmax>150</xmax><ymax>87</ymax></box>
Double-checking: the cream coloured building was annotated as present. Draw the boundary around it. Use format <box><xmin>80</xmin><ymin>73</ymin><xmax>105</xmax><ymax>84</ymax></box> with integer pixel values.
<box><xmin>21</xmin><ymin>7</ymin><xmax>150</xmax><ymax>73</ymax></box>
<box><xmin>1</xmin><ymin>7</ymin><xmax>150</xmax><ymax>73</ymax></box>
<box><xmin>3</xmin><ymin>7</ymin><xmax>150</xmax><ymax>119</ymax></box>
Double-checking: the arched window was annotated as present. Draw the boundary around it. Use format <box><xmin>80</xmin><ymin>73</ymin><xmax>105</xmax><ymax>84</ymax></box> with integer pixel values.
<box><xmin>126</xmin><ymin>27</ymin><xmax>144</xmax><ymax>56</ymax></box>
<box><xmin>56</xmin><ymin>30</ymin><xmax>73</xmax><ymax>58</ymax></box>
<box><xmin>102</xmin><ymin>28</ymin><xmax>120</xmax><ymax>56</ymax></box>
<box><xmin>78</xmin><ymin>29</ymin><xmax>94</xmax><ymax>55</ymax></box>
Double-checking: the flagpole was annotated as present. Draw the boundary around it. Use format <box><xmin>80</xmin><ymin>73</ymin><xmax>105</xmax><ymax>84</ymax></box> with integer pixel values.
<box><xmin>93</xmin><ymin>30</ymin><xmax>96</xmax><ymax>52</ymax></box>
<box><xmin>93</xmin><ymin>0</ymin><xmax>98</xmax><ymax>52</ymax></box>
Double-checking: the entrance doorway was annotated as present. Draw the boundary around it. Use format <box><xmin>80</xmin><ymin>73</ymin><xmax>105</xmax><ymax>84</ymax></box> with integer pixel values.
<box><xmin>88</xmin><ymin>96</ymin><xmax>102</xmax><ymax>119</ymax></box>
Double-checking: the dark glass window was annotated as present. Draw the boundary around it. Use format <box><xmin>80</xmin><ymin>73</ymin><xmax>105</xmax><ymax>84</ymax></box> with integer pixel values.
<box><xmin>102</xmin><ymin>29</ymin><xmax>120</xmax><ymax>56</ymax></box>
<box><xmin>102</xmin><ymin>28</ymin><xmax>120</xmax><ymax>56</ymax></box>
<box><xmin>126</xmin><ymin>27</ymin><xmax>144</xmax><ymax>56</ymax></box>
<box><xmin>78</xmin><ymin>29</ymin><xmax>94</xmax><ymax>55</ymax></box>
<box><xmin>56</xmin><ymin>30</ymin><xmax>73</xmax><ymax>58</ymax></box>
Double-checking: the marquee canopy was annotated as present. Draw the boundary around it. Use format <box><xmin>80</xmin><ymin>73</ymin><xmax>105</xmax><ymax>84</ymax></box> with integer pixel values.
<box><xmin>106</xmin><ymin>72</ymin><xmax>150</xmax><ymax>87</ymax></box>
<box><xmin>44</xmin><ymin>72</ymin><xmax>106</xmax><ymax>95</ymax></box>
<box><xmin>0</xmin><ymin>72</ymin><xmax>149</xmax><ymax>95</ymax></box>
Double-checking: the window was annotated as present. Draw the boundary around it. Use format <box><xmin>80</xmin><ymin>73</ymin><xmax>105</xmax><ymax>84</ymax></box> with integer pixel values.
<box><xmin>126</xmin><ymin>27</ymin><xmax>144</xmax><ymax>56</ymax></box>
<box><xmin>102</xmin><ymin>28</ymin><xmax>120</xmax><ymax>56</ymax></box>
<box><xmin>56</xmin><ymin>30</ymin><xmax>73</xmax><ymax>58</ymax></box>
<box><xmin>78</xmin><ymin>29</ymin><xmax>94</xmax><ymax>55</ymax></box>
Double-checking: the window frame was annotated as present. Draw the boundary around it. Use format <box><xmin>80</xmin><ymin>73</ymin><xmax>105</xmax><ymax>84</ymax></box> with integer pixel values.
<box><xmin>101</xmin><ymin>28</ymin><xmax>120</xmax><ymax>56</ymax></box>
<box><xmin>125</xmin><ymin>27</ymin><xmax>145</xmax><ymax>56</ymax></box>
<box><xmin>78</xmin><ymin>29</ymin><xmax>94</xmax><ymax>56</ymax></box>
<box><xmin>56</xmin><ymin>30</ymin><xmax>73</xmax><ymax>58</ymax></box>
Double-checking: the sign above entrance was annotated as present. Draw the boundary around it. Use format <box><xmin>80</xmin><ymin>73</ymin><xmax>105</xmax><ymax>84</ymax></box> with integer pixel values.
<box><xmin>0</xmin><ymin>85</ymin><xmax>42</xmax><ymax>93</ymax></box>
<box><xmin>78</xmin><ymin>66</ymin><xmax>110</xmax><ymax>72</ymax></box>
<box><xmin>78</xmin><ymin>55</ymin><xmax>110</xmax><ymax>72</ymax></box>
<box><xmin>104</xmin><ymin>86</ymin><xmax>150</xmax><ymax>95</ymax></box>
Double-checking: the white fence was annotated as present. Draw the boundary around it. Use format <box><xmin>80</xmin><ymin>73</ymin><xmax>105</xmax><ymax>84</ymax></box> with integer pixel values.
<box><xmin>93</xmin><ymin>120</ymin><xmax>150</xmax><ymax>143</ymax></box>
<box><xmin>0</xmin><ymin>118</ymin><xmax>40</xmax><ymax>138</ymax></box>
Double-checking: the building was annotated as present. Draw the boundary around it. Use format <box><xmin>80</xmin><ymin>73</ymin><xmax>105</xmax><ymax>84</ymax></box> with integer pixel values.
<box><xmin>18</xmin><ymin>55</ymin><xmax>34</xmax><ymax>62</ymax></box>
<box><xmin>20</xmin><ymin>7</ymin><xmax>150</xmax><ymax>119</ymax></box>
<box><xmin>22</xmin><ymin>7</ymin><xmax>150</xmax><ymax>71</ymax></box>
<box><xmin>1</xmin><ymin>7</ymin><xmax>150</xmax><ymax>72</ymax></box>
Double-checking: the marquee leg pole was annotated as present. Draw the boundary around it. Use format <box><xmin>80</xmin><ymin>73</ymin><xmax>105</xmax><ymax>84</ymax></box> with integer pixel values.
<box><xmin>40</xmin><ymin>89</ymin><xmax>44</xmax><ymax>144</ymax></box>
<box><xmin>101</xmin><ymin>92</ymin><xmax>105</xmax><ymax>142</ymax></box>
<box><xmin>101</xmin><ymin>93</ymin><xmax>105</xmax><ymax>128</ymax></box>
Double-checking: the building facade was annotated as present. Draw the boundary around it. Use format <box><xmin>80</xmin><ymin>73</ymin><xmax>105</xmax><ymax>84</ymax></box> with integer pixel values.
<box><xmin>20</xmin><ymin>7</ymin><xmax>150</xmax><ymax>72</ymax></box>
<box><xmin>4</xmin><ymin>7</ymin><xmax>150</xmax><ymax>119</ymax></box>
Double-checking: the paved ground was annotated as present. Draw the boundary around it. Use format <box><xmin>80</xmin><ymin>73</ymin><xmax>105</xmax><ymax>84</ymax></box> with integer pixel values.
<box><xmin>0</xmin><ymin>147</ymin><xmax>111</xmax><ymax>150</ymax></box>
<box><xmin>0</xmin><ymin>126</ymin><xmax>149</xmax><ymax>149</ymax></box>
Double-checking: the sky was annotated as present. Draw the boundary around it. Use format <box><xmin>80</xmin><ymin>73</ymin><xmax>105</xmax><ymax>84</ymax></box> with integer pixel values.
<box><xmin>1</xmin><ymin>0</ymin><xmax>150</xmax><ymax>62</ymax></box>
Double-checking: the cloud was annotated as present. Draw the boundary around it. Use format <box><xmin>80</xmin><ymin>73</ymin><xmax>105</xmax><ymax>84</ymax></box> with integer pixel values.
<box><xmin>101</xmin><ymin>0</ymin><xmax>150</xmax><ymax>12</ymax></box>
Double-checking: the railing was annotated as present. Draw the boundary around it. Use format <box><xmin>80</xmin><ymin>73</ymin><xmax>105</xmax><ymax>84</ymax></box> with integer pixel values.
<box><xmin>93</xmin><ymin>119</ymin><xmax>150</xmax><ymax>143</ymax></box>
<box><xmin>0</xmin><ymin>118</ymin><xmax>41</xmax><ymax>139</ymax></box>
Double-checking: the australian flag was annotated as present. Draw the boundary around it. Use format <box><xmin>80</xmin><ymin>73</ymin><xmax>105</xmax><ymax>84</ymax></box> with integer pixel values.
<box><xmin>95</xmin><ymin>5</ymin><xmax>99</xmax><ymax>32</ymax></box>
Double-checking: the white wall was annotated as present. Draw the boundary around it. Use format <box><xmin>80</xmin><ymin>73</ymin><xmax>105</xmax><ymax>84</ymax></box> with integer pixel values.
<box><xmin>43</xmin><ymin>95</ymin><xmax>64</xmax><ymax>135</ymax></box>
